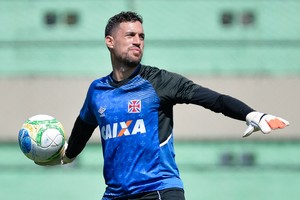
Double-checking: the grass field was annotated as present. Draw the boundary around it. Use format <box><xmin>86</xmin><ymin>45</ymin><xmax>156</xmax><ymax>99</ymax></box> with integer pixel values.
<box><xmin>1</xmin><ymin>141</ymin><xmax>300</xmax><ymax>200</ymax></box>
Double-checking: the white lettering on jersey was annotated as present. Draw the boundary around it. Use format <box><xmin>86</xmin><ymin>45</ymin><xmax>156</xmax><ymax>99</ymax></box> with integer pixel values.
<box><xmin>132</xmin><ymin>119</ymin><xmax>146</xmax><ymax>135</ymax></box>
<box><xmin>101</xmin><ymin>119</ymin><xmax>146</xmax><ymax>140</ymax></box>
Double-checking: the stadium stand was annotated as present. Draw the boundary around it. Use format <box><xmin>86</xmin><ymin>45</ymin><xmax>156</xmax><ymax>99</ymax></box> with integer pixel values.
<box><xmin>1</xmin><ymin>0</ymin><xmax>300</xmax><ymax>76</ymax></box>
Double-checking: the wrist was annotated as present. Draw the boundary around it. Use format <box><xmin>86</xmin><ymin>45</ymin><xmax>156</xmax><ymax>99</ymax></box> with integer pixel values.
<box><xmin>246</xmin><ymin>111</ymin><xmax>264</xmax><ymax>123</ymax></box>
<box><xmin>62</xmin><ymin>154</ymin><xmax>76</xmax><ymax>164</ymax></box>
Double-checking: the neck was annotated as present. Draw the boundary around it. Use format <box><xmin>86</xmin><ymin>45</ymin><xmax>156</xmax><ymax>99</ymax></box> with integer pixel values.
<box><xmin>112</xmin><ymin>62</ymin><xmax>139</xmax><ymax>82</ymax></box>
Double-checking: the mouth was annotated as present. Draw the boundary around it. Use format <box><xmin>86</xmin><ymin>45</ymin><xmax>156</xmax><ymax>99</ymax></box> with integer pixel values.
<box><xmin>129</xmin><ymin>47</ymin><xmax>141</xmax><ymax>52</ymax></box>
<box><xmin>129</xmin><ymin>47</ymin><xmax>142</xmax><ymax>57</ymax></box>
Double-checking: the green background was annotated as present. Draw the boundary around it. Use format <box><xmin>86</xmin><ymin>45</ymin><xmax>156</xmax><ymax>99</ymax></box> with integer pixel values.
<box><xmin>1</xmin><ymin>141</ymin><xmax>300</xmax><ymax>200</ymax></box>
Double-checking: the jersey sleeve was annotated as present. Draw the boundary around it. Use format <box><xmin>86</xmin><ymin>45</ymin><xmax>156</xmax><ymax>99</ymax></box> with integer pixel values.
<box><xmin>65</xmin><ymin>81</ymin><xmax>99</xmax><ymax>159</ymax></box>
<box><xmin>143</xmin><ymin>66</ymin><xmax>254</xmax><ymax>121</ymax></box>
<box><xmin>79</xmin><ymin>80</ymin><xmax>98</xmax><ymax>126</ymax></box>
<box><xmin>65</xmin><ymin>116</ymin><xmax>97</xmax><ymax>159</ymax></box>
<box><xmin>191</xmin><ymin>87</ymin><xmax>254</xmax><ymax>120</ymax></box>
<box><xmin>142</xmin><ymin>67</ymin><xmax>200</xmax><ymax>105</ymax></box>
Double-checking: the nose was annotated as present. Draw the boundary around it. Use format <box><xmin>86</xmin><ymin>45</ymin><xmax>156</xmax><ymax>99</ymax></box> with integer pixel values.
<box><xmin>132</xmin><ymin>35</ymin><xmax>141</xmax><ymax>45</ymax></box>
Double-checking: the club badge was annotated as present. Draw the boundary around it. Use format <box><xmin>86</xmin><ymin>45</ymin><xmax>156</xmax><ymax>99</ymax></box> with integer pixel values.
<box><xmin>128</xmin><ymin>100</ymin><xmax>141</xmax><ymax>113</ymax></box>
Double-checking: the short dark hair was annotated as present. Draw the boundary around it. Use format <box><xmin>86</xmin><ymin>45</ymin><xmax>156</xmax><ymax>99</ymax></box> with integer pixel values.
<box><xmin>105</xmin><ymin>11</ymin><xmax>143</xmax><ymax>37</ymax></box>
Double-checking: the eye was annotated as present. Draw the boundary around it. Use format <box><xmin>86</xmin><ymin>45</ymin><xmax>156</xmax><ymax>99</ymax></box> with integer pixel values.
<box><xmin>125</xmin><ymin>32</ymin><xmax>135</xmax><ymax>37</ymax></box>
<box><xmin>139</xmin><ymin>34</ymin><xmax>145</xmax><ymax>40</ymax></box>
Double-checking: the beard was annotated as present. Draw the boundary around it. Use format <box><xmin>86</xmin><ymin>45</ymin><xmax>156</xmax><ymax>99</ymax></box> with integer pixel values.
<box><xmin>124</xmin><ymin>58</ymin><xmax>141</xmax><ymax>68</ymax></box>
<box><xmin>122</xmin><ymin>51</ymin><xmax>143</xmax><ymax>68</ymax></box>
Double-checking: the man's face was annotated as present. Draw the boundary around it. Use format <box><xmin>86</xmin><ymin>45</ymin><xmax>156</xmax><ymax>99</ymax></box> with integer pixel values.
<box><xmin>106</xmin><ymin>21</ymin><xmax>145</xmax><ymax>67</ymax></box>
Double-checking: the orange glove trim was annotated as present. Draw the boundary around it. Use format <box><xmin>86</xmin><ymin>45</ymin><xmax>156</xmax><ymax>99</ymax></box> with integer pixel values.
<box><xmin>267</xmin><ymin>118</ymin><xmax>287</xmax><ymax>130</ymax></box>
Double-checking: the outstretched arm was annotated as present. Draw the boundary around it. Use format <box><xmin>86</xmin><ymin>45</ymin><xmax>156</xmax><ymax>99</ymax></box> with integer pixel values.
<box><xmin>191</xmin><ymin>87</ymin><xmax>254</xmax><ymax>120</ymax></box>
<box><xmin>191</xmin><ymin>87</ymin><xmax>289</xmax><ymax>137</ymax></box>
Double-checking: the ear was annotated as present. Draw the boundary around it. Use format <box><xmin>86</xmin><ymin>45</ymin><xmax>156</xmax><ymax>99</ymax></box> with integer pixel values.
<box><xmin>105</xmin><ymin>36</ymin><xmax>114</xmax><ymax>49</ymax></box>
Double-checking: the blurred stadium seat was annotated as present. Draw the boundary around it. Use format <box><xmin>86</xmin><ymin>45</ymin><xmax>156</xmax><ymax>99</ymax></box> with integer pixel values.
<box><xmin>0</xmin><ymin>0</ymin><xmax>300</xmax><ymax>76</ymax></box>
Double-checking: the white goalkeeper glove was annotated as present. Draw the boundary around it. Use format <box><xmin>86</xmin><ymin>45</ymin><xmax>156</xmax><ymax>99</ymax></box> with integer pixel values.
<box><xmin>243</xmin><ymin>111</ymin><xmax>289</xmax><ymax>137</ymax></box>
<box><xmin>34</xmin><ymin>143</ymin><xmax>75</xmax><ymax>166</ymax></box>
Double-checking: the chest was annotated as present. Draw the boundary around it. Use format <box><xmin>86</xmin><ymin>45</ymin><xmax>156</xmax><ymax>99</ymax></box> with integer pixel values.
<box><xmin>91</xmin><ymin>78</ymin><xmax>160</xmax><ymax>129</ymax></box>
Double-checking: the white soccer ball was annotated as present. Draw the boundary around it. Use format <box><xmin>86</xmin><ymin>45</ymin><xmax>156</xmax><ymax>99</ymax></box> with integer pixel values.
<box><xmin>18</xmin><ymin>114</ymin><xmax>66</xmax><ymax>163</ymax></box>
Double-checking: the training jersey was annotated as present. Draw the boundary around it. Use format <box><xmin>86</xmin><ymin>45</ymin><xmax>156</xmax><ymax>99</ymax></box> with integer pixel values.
<box><xmin>79</xmin><ymin>64</ymin><xmax>253</xmax><ymax>199</ymax></box>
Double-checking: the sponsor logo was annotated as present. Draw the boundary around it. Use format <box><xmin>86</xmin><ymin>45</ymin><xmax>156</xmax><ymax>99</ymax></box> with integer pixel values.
<box><xmin>101</xmin><ymin>119</ymin><xmax>146</xmax><ymax>140</ymax></box>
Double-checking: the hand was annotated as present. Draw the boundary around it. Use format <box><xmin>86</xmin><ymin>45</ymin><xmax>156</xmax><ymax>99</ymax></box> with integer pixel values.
<box><xmin>243</xmin><ymin>111</ymin><xmax>289</xmax><ymax>137</ymax></box>
<box><xmin>34</xmin><ymin>143</ymin><xmax>75</xmax><ymax>166</ymax></box>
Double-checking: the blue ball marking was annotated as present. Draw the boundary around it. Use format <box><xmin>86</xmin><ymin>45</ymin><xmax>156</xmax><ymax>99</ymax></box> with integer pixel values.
<box><xmin>18</xmin><ymin>129</ymin><xmax>31</xmax><ymax>154</ymax></box>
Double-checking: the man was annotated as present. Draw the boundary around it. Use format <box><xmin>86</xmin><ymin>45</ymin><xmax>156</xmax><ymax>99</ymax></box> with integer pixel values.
<box><xmin>43</xmin><ymin>11</ymin><xmax>289</xmax><ymax>200</ymax></box>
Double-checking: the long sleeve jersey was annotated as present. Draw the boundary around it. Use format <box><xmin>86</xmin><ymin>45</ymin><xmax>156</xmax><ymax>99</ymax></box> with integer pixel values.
<box><xmin>66</xmin><ymin>64</ymin><xmax>254</xmax><ymax>199</ymax></box>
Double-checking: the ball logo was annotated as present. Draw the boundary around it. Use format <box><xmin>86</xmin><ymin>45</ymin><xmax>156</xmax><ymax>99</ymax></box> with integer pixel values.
<box><xmin>128</xmin><ymin>100</ymin><xmax>141</xmax><ymax>113</ymax></box>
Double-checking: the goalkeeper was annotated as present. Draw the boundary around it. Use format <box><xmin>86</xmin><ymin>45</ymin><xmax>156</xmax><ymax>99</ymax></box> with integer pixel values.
<box><xmin>46</xmin><ymin>11</ymin><xmax>289</xmax><ymax>200</ymax></box>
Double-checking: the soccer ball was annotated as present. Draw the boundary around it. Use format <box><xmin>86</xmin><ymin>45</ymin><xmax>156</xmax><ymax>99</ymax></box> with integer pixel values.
<box><xmin>18</xmin><ymin>114</ymin><xmax>66</xmax><ymax>163</ymax></box>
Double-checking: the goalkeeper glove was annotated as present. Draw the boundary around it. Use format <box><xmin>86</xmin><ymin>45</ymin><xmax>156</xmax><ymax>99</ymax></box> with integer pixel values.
<box><xmin>34</xmin><ymin>143</ymin><xmax>75</xmax><ymax>166</ymax></box>
<box><xmin>243</xmin><ymin>111</ymin><xmax>289</xmax><ymax>137</ymax></box>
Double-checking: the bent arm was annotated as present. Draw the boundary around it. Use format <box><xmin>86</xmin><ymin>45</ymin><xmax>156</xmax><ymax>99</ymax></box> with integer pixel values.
<box><xmin>65</xmin><ymin>116</ymin><xmax>97</xmax><ymax>159</ymax></box>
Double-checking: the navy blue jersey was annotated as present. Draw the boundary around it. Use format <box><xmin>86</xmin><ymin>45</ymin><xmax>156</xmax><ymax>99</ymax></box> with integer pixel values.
<box><xmin>74</xmin><ymin>64</ymin><xmax>254</xmax><ymax>199</ymax></box>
